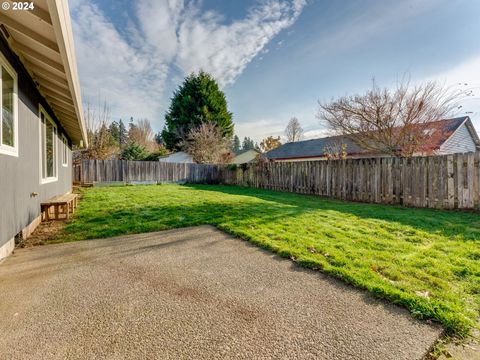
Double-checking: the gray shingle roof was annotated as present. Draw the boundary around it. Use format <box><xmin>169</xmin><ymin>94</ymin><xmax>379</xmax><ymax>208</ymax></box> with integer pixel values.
<box><xmin>266</xmin><ymin>135</ymin><xmax>367</xmax><ymax>160</ymax></box>
<box><xmin>266</xmin><ymin>117</ymin><xmax>471</xmax><ymax>160</ymax></box>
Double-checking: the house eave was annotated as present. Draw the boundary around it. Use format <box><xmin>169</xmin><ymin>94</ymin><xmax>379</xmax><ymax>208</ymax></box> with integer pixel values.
<box><xmin>0</xmin><ymin>0</ymin><xmax>87</xmax><ymax>147</ymax></box>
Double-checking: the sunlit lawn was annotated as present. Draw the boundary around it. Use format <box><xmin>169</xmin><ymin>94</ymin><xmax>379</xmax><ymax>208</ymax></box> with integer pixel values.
<box><xmin>61</xmin><ymin>184</ymin><xmax>480</xmax><ymax>336</ymax></box>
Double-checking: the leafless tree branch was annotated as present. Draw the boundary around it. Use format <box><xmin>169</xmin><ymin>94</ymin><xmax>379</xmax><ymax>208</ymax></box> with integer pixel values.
<box><xmin>181</xmin><ymin>123</ymin><xmax>232</xmax><ymax>164</ymax></box>
<box><xmin>317</xmin><ymin>79</ymin><xmax>463</xmax><ymax>156</ymax></box>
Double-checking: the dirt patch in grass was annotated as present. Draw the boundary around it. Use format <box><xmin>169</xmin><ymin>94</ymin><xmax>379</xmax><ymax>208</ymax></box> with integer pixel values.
<box><xmin>18</xmin><ymin>188</ymin><xmax>86</xmax><ymax>248</ymax></box>
<box><xmin>18</xmin><ymin>221</ymin><xmax>66</xmax><ymax>247</ymax></box>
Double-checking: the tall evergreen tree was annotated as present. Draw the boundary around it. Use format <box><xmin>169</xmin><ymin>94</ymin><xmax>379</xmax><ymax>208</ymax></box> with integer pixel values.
<box><xmin>127</xmin><ymin>118</ymin><xmax>137</xmax><ymax>144</ymax></box>
<box><xmin>242</xmin><ymin>137</ymin><xmax>255</xmax><ymax>150</ymax></box>
<box><xmin>232</xmin><ymin>135</ymin><xmax>241</xmax><ymax>152</ymax></box>
<box><xmin>242</xmin><ymin>137</ymin><xmax>260</xmax><ymax>151</ymax></box>
<box><xmin>118</xmin><ymin>119</ymin><xmax>127</xmax><ymax>148</ymax></box>
<box><xmin>120</xmin><ymin>143</ymin><xmax>148</xmax><ymax>161</ymax></box>
<box><xmin>162</xmin><ymin>71</ymin><xmax>234</xmax><ymax>150</ymax></box>
<box><xmin>154</xmin><ymin>131</ymin><xmax>164</xmax><ymax>145</ymax></box>
<box><xmin>109</xmin><ymin>121</ymin><xmax>120</xmax><ymax>143</ymax></box>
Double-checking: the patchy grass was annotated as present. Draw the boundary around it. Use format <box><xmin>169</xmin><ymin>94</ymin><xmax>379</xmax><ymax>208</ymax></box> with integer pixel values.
<box><xmin>61</xmin><ymin>184</ymin><xmax>479</xmax><ymax>336</ymax></box>
<box><xmin>19</xmin><ymin>220</ymin><xmax>66</xmax><ymax>247</ymax></box>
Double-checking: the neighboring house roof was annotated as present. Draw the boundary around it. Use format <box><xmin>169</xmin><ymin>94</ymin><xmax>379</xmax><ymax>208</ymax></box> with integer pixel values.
<box><xmin>158</xmin><ymin>151</ymin><xmax>195</xmax><ymax>163</ymax></box>
<box><xmin>231</xmin><ymin>149</ymin><xmax>260</xmax><ymax>164</ymax></box>
<box><xmin>423</xmin><ymin>116</ymin><xmax>479</xmax><ymax>150</ymax></box>
<box><xmin>267</xmin><ymin>117</ymin><xmax>479</xmax><ymax>160</ymax></box>
<box><xmin>234</xmin><ymin>149</ymin><xmax>259</xmax><ymax>156</ymax></box>
<box><xmin>266</xmin><ymin>135</ymin><xmax>369</xmax><ymax>160</ymax></box>
<box><xmin>0</xmin><ymin>0</ymin><xmax>87</xmax><ymax>146</ymax></box>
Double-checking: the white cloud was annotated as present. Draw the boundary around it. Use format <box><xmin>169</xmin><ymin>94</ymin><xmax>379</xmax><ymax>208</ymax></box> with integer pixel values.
<box><xmin>71</xmin><ymin>2</ymin><xmax>167</xmax><ymax>122</ymax></box>
<box><xmin>71</xmin><ymin>0</ymin><xmax>306</xmax><ymax>127</ymax></box>
<box><xmin>426</xmin><ymin>55</ymin><xmax>480</xmax><ymax>130</ymax></box>
<box><xmin>136</xmin><ymin>0</ymin><xmax>184</xmax><ymax>63</ymax></box>
<box><xmin>303</xmin><ymin>128</ymin><xmax>330</xmax><ymax>139</ymax></box>
<box><xmin>427</xmin><ymin>55</ymin><xmax>480</xmax><ymax>89</ymax></box>
<box><xmin>235</xmin><ymin>103</ymin><xmax>323</xmax><ymax>143</ymax></box>
<box><xmin>144</xmin><ymin>0</ymin><xmax>306</xmax><ymax>87</ymax></box>
<box><xmin>235</xmin><ymin>118</ymin><xmax>330</xmax><ymax>144</ymax></box>
<box><xmin>236</xmin><ymin>118</ymin><xmax>286</xmax><ymax>143</ymax></box>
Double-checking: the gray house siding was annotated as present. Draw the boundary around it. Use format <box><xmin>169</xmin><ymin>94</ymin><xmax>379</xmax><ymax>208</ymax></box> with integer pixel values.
<box><xmin>0</xmin><ymin>35</ymin><xmax>72</xmax><ymax>253</ymax></box>
<box><xmin>438</xmin><ymin>123</ymin><xmax>477</xmax><ymax>155</ymax></box>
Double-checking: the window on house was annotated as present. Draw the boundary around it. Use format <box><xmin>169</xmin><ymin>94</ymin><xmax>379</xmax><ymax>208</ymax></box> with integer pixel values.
<box><xmin>0</xmin><ymin>54</ymin><xmax>18</xmax><ymax>156</ymax></box>
<box><xmin>40</xmin><ymin>109</ymin><xmax>57</xmax><ymax>182</ymax></box>
<box><xmin>62</xmin><ymin>135</ymin><xmax>68</xmax><ymax>167</ymax></box>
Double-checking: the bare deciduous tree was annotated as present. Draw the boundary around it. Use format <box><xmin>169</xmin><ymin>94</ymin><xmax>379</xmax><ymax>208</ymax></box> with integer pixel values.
<box><xmin>128</xmin><ymin>118</ymin><xmax>157</xmax><ymax>151</ymax></box>
<box><xmin>79</xmin><ymin>100</ymin><xmax>119</xmax><ymax>160</ymax></box>
<box><xmin>317</xmin><ymin>80</ymin><xmax>462</xmax><ymax>157</ymax></box>
<box><xmin>285</xmin><ymin>117</ymin><xmax>304</xmax><ymax>142</ymax></box>
<box><xmin>84</xmin><ymin>100</ymin><xmax>110</xmax><ymax>143</ymax></box>
<box><xmin>181</xmin><ymin>123</ymin><xmax>232</xmax><ymax>164</ymax></box>
<box><xmin>137</xmin><ymin>118</ymin><xmax>154</xmax><ymax>145</ymax></box>
<box><xmin>77</xmin><ymin>99</ymin><xmax>165</xmax><ymax>161</ymax></box>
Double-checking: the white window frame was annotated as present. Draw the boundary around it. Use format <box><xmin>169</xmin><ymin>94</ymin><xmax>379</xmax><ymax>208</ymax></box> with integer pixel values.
<box><xmin>39</xmin><ymin>106</ymin><xmax>58</xmax><ymax>184</ymax></box>
<box><xmin>0</xmin><ymin>52</ymin><xmax>18</xmax><ymax>157</ymax></box>
<box><xmin>61</xmin><ymin>134</ymin><xmax>68</xmax><ymax>167</ymax></box>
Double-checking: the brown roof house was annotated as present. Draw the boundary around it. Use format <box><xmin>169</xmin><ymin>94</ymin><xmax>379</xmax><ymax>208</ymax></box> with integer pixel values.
<box><xmin>267</xmin><ymin>117</ymin><xmax>480</xmax><ymax>162</ymax></box>
<box><xmin>0</xmin><ymin>0</ymin><xmax>87</xmax><ymax>260</ymax></box>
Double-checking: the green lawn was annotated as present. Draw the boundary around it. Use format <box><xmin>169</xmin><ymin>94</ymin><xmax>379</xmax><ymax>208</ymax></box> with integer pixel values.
<box><xmin>62</xmin><ymin>184</ymin><xmax>479</xmax><ymax>336</ymax></box>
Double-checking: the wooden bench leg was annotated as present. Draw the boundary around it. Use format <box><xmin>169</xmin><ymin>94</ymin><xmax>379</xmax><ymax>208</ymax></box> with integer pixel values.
<box><xmin>54</xmin><ymin>205</ymin><xmax>59</xmax><ymax>220</ymax></box>
<box><xmin>65</xmin><ymin>203</ymin><xmax>70</xmax><ymax>220</ymax></box>
<box><xmin>45</xmin><ymin>206</ymin><xmax>50</xmax><ymax>221</ymax></box>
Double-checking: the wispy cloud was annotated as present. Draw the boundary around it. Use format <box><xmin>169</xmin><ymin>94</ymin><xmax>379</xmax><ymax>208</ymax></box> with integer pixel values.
<box><xmin>428</xmin><ymin>55</ymin><xmax>480</xmax><ymax>89</ymax></box>
<box><xmin>136</xmin><ymin>0</ymin><xmax>184</xmax><ymax>64</ymax></box>
<box><xmin>71</xmin><ymin>1</ymin><xmax>167</xmax><ymax>121</ymax></box>
<box><xmin>234</xmin><ymin>102</ymin><xmax>319</xmax><ymax>143</ymax></box>
<box><xmin>173</xmin><ymin>0</ymin><xmax>306</xmax><ymax>86</ymax></box>
<box><xmin>426</xmin><ymin>55</ymin><xmax>480</xmax><ymax>128</ymax></box>
<box><xmin>71</xmin><ymin>0</ymin><xmax>306</xmax><ymax>123</ymax></box>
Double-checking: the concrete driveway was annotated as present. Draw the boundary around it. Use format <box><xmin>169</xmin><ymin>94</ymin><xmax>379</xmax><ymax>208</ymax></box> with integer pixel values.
<box><xmin>0</xmin><ymin>226</ymin><xmax>441</xmax><ymax>359</ymax></box>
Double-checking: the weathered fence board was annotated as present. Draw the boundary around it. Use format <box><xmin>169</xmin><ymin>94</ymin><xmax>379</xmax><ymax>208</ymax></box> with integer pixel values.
<box><xmin>73</xmin><ymin>160</ymin><xmax>220</xmax><ymax>185</ymax></box>
<box><xmin>219</xmin><ymin>152</ymin><xmax>480</xmax><ymax>211</ymax></box>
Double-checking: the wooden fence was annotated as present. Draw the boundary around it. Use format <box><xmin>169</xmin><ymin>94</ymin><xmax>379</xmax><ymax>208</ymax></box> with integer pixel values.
<box><xmin>73</xmin><ymin>160</ymin><xmax>220</xmax><ymax>184</ymax></box>
<box><xmin>220</xmin><ymin>152</ymin><xmax>480</xmax><ymax>210</ymax></box>
<box><xmin>74</xmin><ymin>153</ymin><xmax>480</xmax><ymax>210</ymax></box>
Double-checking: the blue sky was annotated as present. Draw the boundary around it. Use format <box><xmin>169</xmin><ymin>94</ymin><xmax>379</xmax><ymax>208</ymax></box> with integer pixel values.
<box><xmin>70</xmin><ymin>0</ymin><xmax>480</xmax><ymax>142</ymax></box>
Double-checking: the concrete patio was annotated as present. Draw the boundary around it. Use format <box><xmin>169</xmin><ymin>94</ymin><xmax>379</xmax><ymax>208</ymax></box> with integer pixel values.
<box><xmin>0</xmin><ymin>226</ymin><xmax>441</xmax><ymax>359</ymax></box>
